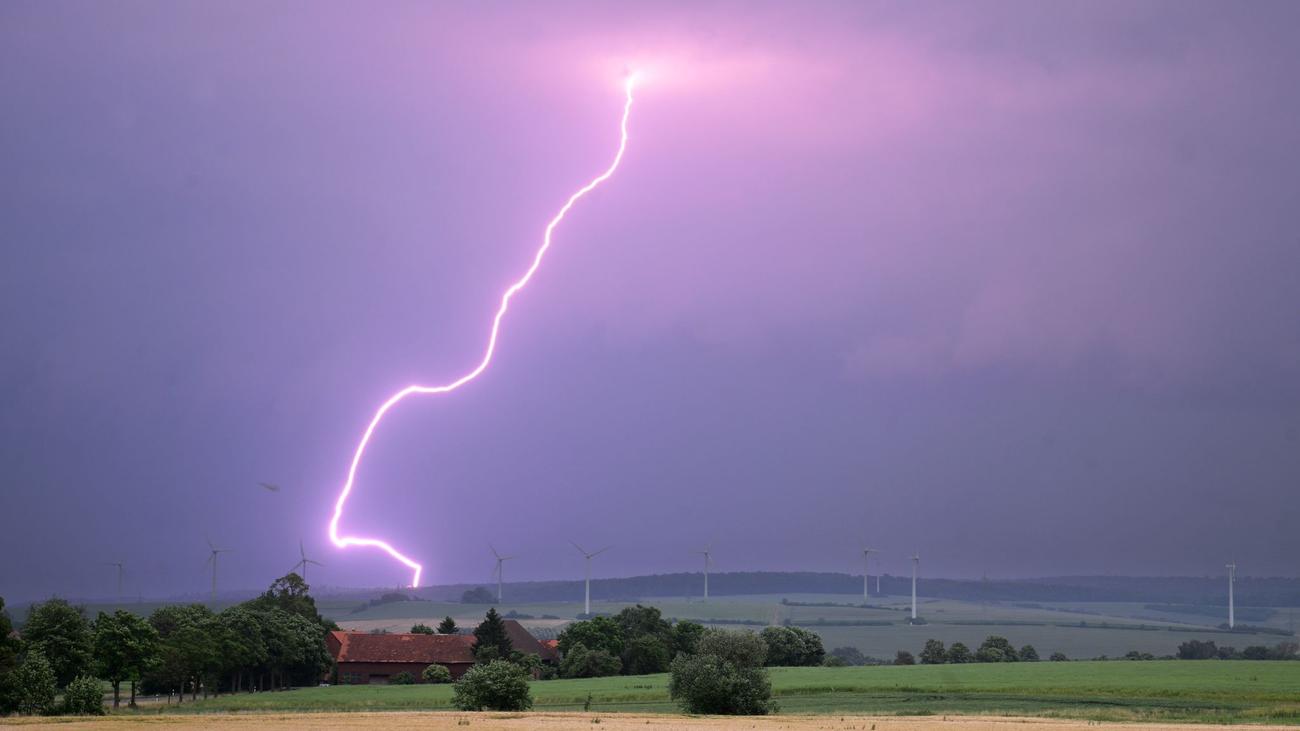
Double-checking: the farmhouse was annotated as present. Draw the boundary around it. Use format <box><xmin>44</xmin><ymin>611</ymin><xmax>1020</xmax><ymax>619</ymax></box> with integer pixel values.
<box><xmin>328</xmin><ymin>631</ymin><xmax>474</xmax><ymax>684</ymax></box>
<box><xmin>328</xmin><ymin>620</ymin><xmax>557</xmax><ymax>684</ymax></box>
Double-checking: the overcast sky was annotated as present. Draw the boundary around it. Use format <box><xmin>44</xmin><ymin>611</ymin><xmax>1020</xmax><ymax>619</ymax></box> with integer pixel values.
<box><xmin>2</xmin><ymin>1</ymin><xmax>1298</xmax><ymax>601</ymax></box>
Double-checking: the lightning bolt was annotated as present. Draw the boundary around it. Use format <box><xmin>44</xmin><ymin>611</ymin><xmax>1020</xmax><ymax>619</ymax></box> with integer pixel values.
<box><xmin>328</xmin><ymin>75</ymin><xmax>639</xmax><ymax>587</ymax></box>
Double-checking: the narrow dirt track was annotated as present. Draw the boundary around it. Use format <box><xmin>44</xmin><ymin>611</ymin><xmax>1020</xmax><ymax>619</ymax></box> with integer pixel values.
<box><xmin>5</xmin><ymin>714</ymin><xmax>1297</xmax><ymax>731</ymax></box>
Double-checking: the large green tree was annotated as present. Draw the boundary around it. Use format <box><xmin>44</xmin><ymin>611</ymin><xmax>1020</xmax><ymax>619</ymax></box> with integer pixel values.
<box><xmin>148</xmin><ymin>604</ymin><xmax>217</xmax><ymax>702</ymax></box>
<box><xmin>93</xmin><ymin>610</ymin><xmax>160</xmax><ymax>708</ymax></box>
<box><xmin>919</xmin><ymin>638</ymin><xmax>948</xmax><ymax>664</ymax></box>
<box><xmin>557</xmin><ymin>615</ymin><xmax>623</xmax><ymax>658</ymax></box>
<box><xmin>436</xmin><ymin>616</ymin><xmax>458</xmax><ymax>635</ymax></box>
<box><xmin>215</xmin><ymin>606</ymin><xmax>268</xmax><ymax>694</ymax></box>
<box><xmin>471</xmin><ymin>608</ymin><xmax>513</xmax><ymax>662</ymax></box>
<box><xmin>975</xmin><ymin>635</ymin><xmax>1019</xmax><ymax>663</ymax></box>
<box><xmin>614</xmin><ymin>605</ymin><xmax>676</xmax><ymax>674</ymax></box>
<box><xmin>257</xmin><ymin>608</ymin><xmax>331</xmax><ymax>691</ymax></box>
<box><xmin>946</xmin><ymin>642</ymin><xmax>973</xmax><ymax>664</ymax></box>
<box><xmin>23</xmin><ymin>599</ymin><xmax>93</xmax><ymax>686</ymax></box>
<box><xmin>248</xmin><ymin>573</ymin><xmax>336</xmax><ymax>630</ymax></box>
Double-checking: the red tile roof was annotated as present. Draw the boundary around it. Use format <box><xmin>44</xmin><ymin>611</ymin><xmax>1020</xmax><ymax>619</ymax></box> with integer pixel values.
<box><xmin>503</xmin><ymin>619</ymin><xmax>559</xmax><ymax>662</ymax></box>
<box><xmin>329</xmin><ymin>631</ymin><xmax>475</xmax><ymax>665</ymax></box>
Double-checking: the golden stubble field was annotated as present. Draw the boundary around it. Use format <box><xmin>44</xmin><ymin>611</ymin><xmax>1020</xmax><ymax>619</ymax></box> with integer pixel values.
<box><xmin>6</xmin><ymin>715</ymin><xmax>1299</xmax><ymax>731</ymax></box>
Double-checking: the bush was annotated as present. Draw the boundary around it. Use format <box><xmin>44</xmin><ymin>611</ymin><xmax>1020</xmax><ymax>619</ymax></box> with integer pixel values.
<box><xmin>894</xmin><ymin>651</ymin><xmax>915</xmax><ymax>665</ymax></box>
<box><xmin>62</xmin><ymin>675</ymin><xmax>104</xmax><ymax>715</ymax></box>
<box><xmin>12</xmin><ymin>651</ymin><xmax>57</xmax><ymax>716</ymax></box>
<box><xmin>760</xmin><ymin>626</ymin><xmax>825</xmax><ymax>667</ymax></box>
<box><xmin>1019</xmin><ymin>644</ymin><xmax>1040</xmax><ymax>662</ymax></box>
<box><xmin>1178</xmin><ymin>640</ymin><xmax>1218</xmax><ymax>660</ymax></box>
<box><xmin>1050</xmin><ymin>652</ymin><xmax>1068</xmax><ymax>662</ymax></box>
<box><xmin>822</xmin><ymin>654</ymin><xmax>847</xmax><ymax>667</ymax></box>
<box><xmin>668</xmin><ymin>628</ymin><xmax>774</xmax><ymax>715</ymax></box>
<box><xmin>560</xmin><ymin>643</ymin><xmax>622</xmax><ymax>678</ymax></box>
<box><xmin>830</xmin><ymin>646</ymin><xmax>866</xmax><ymax>666</ymax></box>
<box><xmin>410</xmin><ymin>623</ymin><xmax>435</xmax><ymax>634</ymax></box>
<box><xmin>452</xmin><ymin>660</ymin><xmax>533</xmax><ymax>711</ymax></box>
<box><xmin>389</xmin><ymin>671</ymin><xmax>415</xmax><ymax>685</ymax></box>
<box><xmin>422</xmin><ymin>664</ymin><xmax>453</xmax><ymax>683</ymax></box>
<box><xmin>696</xmin><ymin>628</ymin><xmax>768</xmax><ymax>668</ymax></box>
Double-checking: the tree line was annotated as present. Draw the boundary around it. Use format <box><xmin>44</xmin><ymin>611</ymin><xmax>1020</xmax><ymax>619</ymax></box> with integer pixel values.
<box><xmin>0</xmin><ymin>573</ymin><xmax>334</xmax><ymax>717</ymax></box>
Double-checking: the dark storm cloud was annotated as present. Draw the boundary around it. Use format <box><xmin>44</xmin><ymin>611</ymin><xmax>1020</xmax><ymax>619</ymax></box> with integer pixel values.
<box><xmin>1</xmin><ymin>1</ymin><xmax>1297</xmax><ymax>600</ymax></box>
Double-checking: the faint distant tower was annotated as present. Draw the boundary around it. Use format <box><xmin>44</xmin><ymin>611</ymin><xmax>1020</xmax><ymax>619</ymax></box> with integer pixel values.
<box><xmin>861</xmin><ymin>548</ymin><xmax>878</xmax><ymax>602</ymax></box>
<box><xmin>1226</xmin><ymin>562</ymin><xmax>1237</xmax><ymax>629</ymax></box>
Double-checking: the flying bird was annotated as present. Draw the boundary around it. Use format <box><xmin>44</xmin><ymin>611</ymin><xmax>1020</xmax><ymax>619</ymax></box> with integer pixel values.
<box><xmin>258</xmin><ymin>482</ymin><xmax>281</xmax><ymax>492</ymax></box>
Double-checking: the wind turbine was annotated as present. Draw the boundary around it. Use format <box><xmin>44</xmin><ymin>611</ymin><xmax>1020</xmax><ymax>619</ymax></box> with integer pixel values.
<box><xmin>103</xmin><ymin>561</ymin><xmax>124</xmax><ymax>602</ymax></box>
<box><xmin>571</xmin><ymin>542</ymin><xmax>609</xmax><ymax>616</ymax></box>
<box><xmin>1226</xmin><ymin>562</ymin><xmax>1237</xmax><ymax>629</ymax></box>
<box><xmin>694</xmin><ymin>546</ymin><xmax>713</xmax><ymax>602</ymax></box>
<box><xmin>910</xmin><ymin>553</ymin><xmax>920</xmax><ymax>622</ymax></box>
<box><xmin>490</xmin><ymin>545</ymin><xmax>514</xmax><ymax>604</ymax></box>
<box><xmin>205</xmin><ymin>539</ymin><xmax>232</xmax><ymax>604</ymax></box>
<box><xmin>860</xmin><ymin>548</ymin><xmax>878</xmax><ymax>601</ymax></box>
<box><xmin>290</xmin><ymin>540</ymin><xmax>323</xmax><ymax>583</ymax></box>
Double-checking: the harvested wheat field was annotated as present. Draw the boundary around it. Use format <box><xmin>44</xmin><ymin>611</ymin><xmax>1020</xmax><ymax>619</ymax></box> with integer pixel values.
<box><xmin>6</xmin><ymin>715</ymin><xmax>1300</xmax><ymax>731</ymax></box>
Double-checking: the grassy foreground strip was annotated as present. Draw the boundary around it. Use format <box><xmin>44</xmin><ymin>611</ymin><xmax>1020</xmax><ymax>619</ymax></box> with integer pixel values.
<box><xmin>136</xmin><ymin>662</ymin><xmax>1300</xmax><ymax>724</ymax></box>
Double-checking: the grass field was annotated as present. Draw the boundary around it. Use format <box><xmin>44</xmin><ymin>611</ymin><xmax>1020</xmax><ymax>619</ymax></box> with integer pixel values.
<box><xmin>124</xmin><ymin>661</ymin><xmax>1300</xmax><ymax>724</ymax></box>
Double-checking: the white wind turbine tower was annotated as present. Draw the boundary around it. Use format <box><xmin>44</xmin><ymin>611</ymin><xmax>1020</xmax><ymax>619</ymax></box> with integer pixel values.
<box><xmin>860</xmin><ymin>548</ymin><xmax>878</xmax><ymax>601</ymax></box>
<box><xmin>491</xmin><ymin>545</ymin><xmax>514</xmax><ymax>604</ymax></box>
<box><xmin>290</xmin><ymin>540</ymin><xmax>323</xmax><ymax>583</ymax></box>
<box><xmin>1226</xmin><ymin>561</ymin><xmax>1237</xmax><ymax>629</ymax></box>
<box><xmin>103</xmin><ymin>561</ymin><xmax>124</xmax><ymax>603</ymax></box>
<box><xmin>694</xmin><ymin>545</ymin><xmax>713</xmax><ymax>602</ymax></box>
<box><xmin>910</xmin><ymin>553</ymin><xmax>920</xmax><ymax>622</ymax></box>
<box><xmin>571</xmin><ymin>542</ymin><xmax>609</xmax><ymax>616</ymax></box>
<box><xmin>205</xmin><ymin>539</ymin><xmax>232</xmax><ymax>604</ymax></box>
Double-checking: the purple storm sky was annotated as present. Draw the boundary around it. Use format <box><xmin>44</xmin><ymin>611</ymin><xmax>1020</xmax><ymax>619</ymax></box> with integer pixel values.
<box><xmin>2</xmin><ymin>1</ymin><xmax>1298</xmax><ymax>600</ymax></box>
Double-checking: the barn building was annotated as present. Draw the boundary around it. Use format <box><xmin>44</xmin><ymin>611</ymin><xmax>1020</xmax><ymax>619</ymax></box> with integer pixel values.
<box><xmin>328</xmin><ymin>620</ymin><xmax>557</xmax><ymax>684</ymax></box>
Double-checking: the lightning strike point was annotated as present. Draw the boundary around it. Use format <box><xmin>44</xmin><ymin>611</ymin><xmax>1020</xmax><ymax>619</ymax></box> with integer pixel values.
<box><xmin>328</xmin><ymin>75</ymin><xmax>639</xmax><ymax>588</ymax></box>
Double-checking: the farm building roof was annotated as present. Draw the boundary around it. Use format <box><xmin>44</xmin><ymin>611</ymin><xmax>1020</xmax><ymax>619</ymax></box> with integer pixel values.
<box><xmin>503</xmin><ymin>619</ymin><xmax>559</xmax><ymax>662</ymax></box>
<box><xmin>329</xmin><ymin>631</ymin><xmax>475</xmax><ymax>665</ymax></box>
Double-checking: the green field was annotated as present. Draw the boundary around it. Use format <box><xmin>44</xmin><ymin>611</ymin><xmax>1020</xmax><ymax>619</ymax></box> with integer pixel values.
<box><xmin>132</xmin><ymin>661</ymin><xmax>1300</xmax><ymax>724</ymax></box>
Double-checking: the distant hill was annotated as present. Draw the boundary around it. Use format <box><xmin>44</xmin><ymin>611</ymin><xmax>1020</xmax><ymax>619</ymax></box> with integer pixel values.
<box><xmin>400</xmin><ymin>572</ymin><xmax>1300</xmax><ymax>607</ymax></box>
